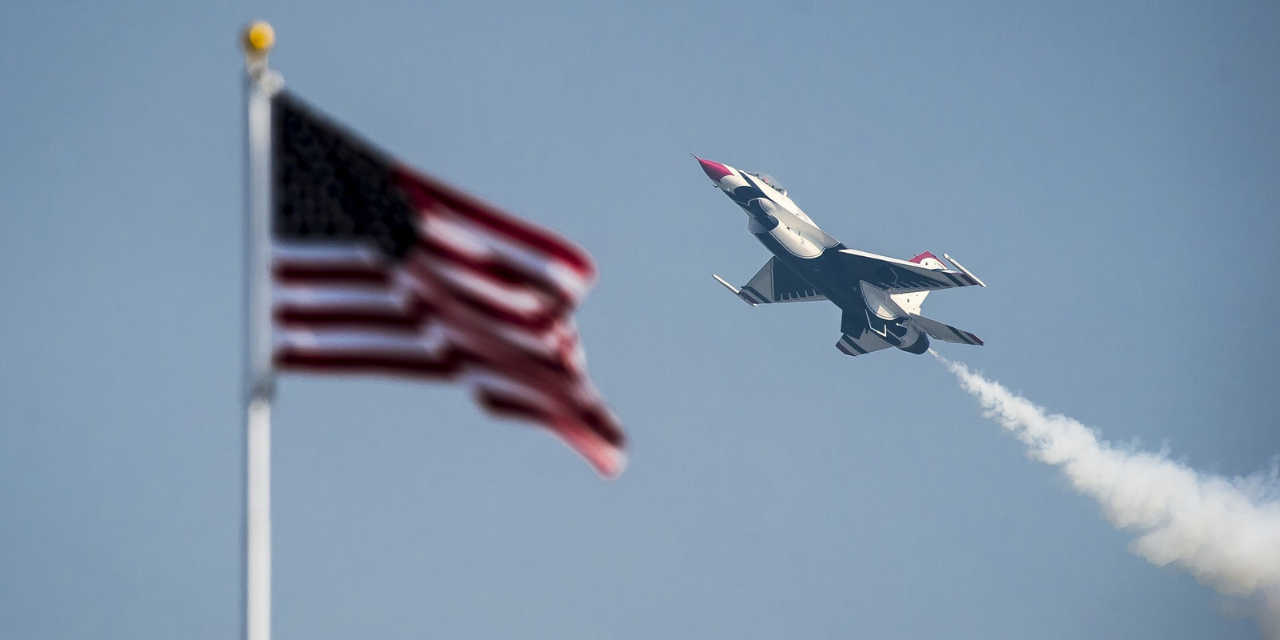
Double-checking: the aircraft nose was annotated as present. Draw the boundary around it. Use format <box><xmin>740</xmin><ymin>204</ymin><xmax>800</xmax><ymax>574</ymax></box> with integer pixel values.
<box><xmin>695</xmin><ymin>156</ymin><xmax>733</xmax><ymax>182</ymax></box>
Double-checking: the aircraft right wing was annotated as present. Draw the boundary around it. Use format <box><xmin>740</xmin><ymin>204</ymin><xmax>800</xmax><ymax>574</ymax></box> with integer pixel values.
<box><xmin>713</xmin><ymin>257</ymin><xmax>827</xmax><ymax>306</ymax></box>
<box><xmin>837</xmin><ymin>249</ymin><xmax>985</xmax><ymax>294</ymax></box>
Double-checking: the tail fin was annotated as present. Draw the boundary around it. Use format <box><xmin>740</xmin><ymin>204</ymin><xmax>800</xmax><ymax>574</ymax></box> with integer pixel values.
<box><xmin>896</xmin><ymin>251</ymin><xmax>984</xmax><ymax>347</ymax></box>
<box><xmin>890</xmin><ymin>252</ymin><xmax>948</xmax><ymax>315</ymax></box>
<box><xmin>907</xmin><ymin>251</ymin><xmax>947</xmax><ymax>269</ymax></box>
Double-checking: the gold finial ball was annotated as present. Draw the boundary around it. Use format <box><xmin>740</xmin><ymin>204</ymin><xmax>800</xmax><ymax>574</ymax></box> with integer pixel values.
<box><xmin>242</xmin><ymin>21</ymin><xmax>275</xmax><ymax>55</ymax></box>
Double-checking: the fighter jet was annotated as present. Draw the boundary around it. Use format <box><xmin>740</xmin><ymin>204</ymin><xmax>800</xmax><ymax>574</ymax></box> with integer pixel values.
<box><xmin>697</xmin><ymin>156</ymin><xmax>985</xmax><ymax>357</ymax></box>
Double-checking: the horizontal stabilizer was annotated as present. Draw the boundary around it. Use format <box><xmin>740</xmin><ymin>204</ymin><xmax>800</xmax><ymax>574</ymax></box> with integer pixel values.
<box><xmin>835</xmin><ymin>332</ymin><xmax>895</xmax><ymax>357</ymax></box>
<box><xmin>909</xmin><ymin>314</ymin><xmax>983</xmax><ymax>346</ymax></box>
<box><xmin>836</xmin><ymin>308</ymin><xmax>899</xmax><ymax>357</ymax></box>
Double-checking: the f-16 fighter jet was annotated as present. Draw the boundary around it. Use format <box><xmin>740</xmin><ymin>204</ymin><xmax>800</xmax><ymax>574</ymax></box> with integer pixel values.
<box><xmin>697</xmin><ymin>157</ymin><xmax>985</xmax><ymax>357</ymax></box>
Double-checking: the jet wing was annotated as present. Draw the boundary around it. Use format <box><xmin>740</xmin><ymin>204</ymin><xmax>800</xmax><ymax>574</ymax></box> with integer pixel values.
<box><xmin>836</xmin><ymin>249</ymin><xmax>985</xmax><ymax>294</ymax></box>
<box><xmin>713</xmin><ymin>257</ymin><xmax>827</xmax><ymax>306</ymax></box>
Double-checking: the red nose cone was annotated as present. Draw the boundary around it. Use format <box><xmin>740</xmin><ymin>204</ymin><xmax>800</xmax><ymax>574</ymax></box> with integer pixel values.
<box><xmin>696</xmin><ymin>157</ymin><xmax>733</xmax><ymax>182</ymax></box>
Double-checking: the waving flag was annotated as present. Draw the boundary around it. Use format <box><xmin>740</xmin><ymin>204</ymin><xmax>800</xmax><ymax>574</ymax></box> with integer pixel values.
<box><xmin>269</xmin><ymin>91</ymin><xmax>625</xmax><ymax>477</ymax></box>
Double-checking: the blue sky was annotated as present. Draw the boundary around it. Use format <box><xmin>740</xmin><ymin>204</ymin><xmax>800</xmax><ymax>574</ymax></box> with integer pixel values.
<box><xmin>2</xmin><ymin>1</ymin><xmax>1278</xmax><ymax>638</ymax></box>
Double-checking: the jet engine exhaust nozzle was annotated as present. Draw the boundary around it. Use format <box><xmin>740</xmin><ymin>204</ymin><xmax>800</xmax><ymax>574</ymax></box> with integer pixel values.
<box><xmin>898</xmin><ymin>332</ymin><xmax>931</xmax><ymax>355</ymax></box>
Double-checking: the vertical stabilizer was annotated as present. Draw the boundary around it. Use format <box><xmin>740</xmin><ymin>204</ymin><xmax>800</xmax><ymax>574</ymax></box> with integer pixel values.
<box><xmin>889</xmin><ymin>252</ymin><xmax>947</xmax><ymax>315</ymax></box>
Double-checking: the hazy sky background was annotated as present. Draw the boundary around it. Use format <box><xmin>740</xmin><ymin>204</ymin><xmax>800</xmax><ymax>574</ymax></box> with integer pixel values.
<box><xmin>2</xmin><ymin>1</ymin><xmax>1278</xmax><ymax>638</ymax></box>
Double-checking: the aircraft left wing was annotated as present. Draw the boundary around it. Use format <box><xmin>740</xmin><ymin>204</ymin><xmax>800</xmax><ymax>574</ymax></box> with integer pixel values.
<box><xmin>713</xmin><ymin>257</ymin><xmax>827</xmax><ymax>306</ymax></box>
<box><xmin>836</xmin><ymin>249</ymin><xmax>985</xmax><ymax>294</ymax></box>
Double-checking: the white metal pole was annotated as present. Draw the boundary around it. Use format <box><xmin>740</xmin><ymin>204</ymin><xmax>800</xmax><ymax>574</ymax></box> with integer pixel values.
<box><xmin>242</xmin><ymin>21</ymin><xmax>279</xmax><ymax>640</ymax></box>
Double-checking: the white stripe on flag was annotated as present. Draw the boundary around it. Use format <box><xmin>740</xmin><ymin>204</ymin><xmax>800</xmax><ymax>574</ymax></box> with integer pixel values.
<box><xmin>273</xmin><ymin>242</ymin><xmax>384</xmax><ymax>266</ymax></box>
<box><xmin>274</xmin><ymin>325</ymin><xmax>450</xmax><ymax>354</ymax></box>
<box><xmin>432</xmin><ymin>262</ymin><xmax>554</xmax><ymax>316</ymax></box>
<box><xmin>273</xmin><ymin>285</ymin><xmax>412</xmax><ymax>312</ymax></box>
<box><xmin>427</xmin><ymin>212</ymin><xmax>592</xmax><ymax>301</ymax></box>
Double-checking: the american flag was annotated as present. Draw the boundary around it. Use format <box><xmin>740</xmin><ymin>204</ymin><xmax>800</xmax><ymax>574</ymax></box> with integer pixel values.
<box><xmin>269</xmin><ymin>92</ymin><xmax>626</xmax><ymax>477</ymax></box>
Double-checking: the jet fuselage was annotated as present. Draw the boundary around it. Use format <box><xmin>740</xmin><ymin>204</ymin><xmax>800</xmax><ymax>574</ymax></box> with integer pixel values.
<box><xmin>699</xmin><ymin>157</ymin><xmax>883</xmax><ymax>316</ymax></box>
<box><xmin>695</xmin><ymin>156</ymin><xmax>988</xmax><ymax>357</ymax></box>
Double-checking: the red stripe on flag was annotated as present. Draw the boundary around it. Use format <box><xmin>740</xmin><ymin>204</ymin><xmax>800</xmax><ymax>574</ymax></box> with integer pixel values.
<box><xmin>392</xmin><ymin>166</ymin><xmax>596</xmax><ymax>278</ymax></box>
<box><xmin>476</xmin><ymin>391</ymin><xmax>625</xmax><ymax>478</ymax></box>
<box><xmin>274</xmin><ymin>266</ymin><xmax>391</xmax><ymax>286</ymax></box>
<box><xmin>420</xmin><ymin>236</ymin><xmax>571</xmax><ymax>305</ymax></box>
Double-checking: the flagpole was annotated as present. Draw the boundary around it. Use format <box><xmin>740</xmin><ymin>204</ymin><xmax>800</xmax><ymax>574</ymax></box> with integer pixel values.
<box><xmin>242</xmin><ymin>21</ymin><xmax>279</xmax><ymax>640</ymax></box>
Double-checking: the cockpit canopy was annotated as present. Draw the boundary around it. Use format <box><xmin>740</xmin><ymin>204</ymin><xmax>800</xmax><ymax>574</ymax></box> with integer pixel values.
<box><xmin>747</xmin><ymin>172</ymin><xmax>786</xmax><ymax>196</ymax></box>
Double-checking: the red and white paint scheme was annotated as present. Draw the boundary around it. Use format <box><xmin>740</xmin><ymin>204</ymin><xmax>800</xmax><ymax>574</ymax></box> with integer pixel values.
<box><xmin>697</xmin><ymin>157</ymin><xmax>986</xmax><ymax>358</ymax></box>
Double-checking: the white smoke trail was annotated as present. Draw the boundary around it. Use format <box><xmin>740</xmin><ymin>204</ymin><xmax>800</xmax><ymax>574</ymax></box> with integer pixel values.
<box><xmin>933</xmin><ymin>352</ymin><xmax>1280</xmax><ymax>637</ymax></box>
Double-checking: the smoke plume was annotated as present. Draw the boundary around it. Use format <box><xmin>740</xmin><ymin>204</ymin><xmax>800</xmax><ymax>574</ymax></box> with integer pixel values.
<box><xmin>934</xmin><ymin>352</ymin><xmax>1280</xmax><ymax>637</ymax></box>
